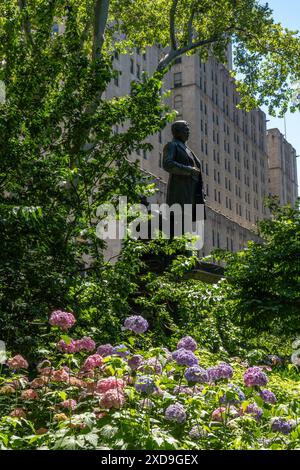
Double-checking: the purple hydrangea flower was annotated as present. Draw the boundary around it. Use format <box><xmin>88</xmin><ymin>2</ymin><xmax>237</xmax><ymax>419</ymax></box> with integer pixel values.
<box><xmin>140</xmin><ymin>358</ymin><xmax>163</xmax><ymax>375</ymax></box>
<box><xmin>173</xmin><ymin>385</ymin><xmax>203</xmax><ymax>395</ymax></box>
<box><xmin>177</xmin><ymin>336</ymin><xmax>197</xmax><ymax>352</ymax></box>
<box><xmin>96</xmin><ymin>344</ymin><xmax>114</xmax><ymax>357</ymax></box>
<box><xmin>207</xmin><ymin>362</ymin><xmax>233</xmax><ymax>382</ymax></box>
<box><xmin>172</xmin><ymin>348</ymin><xmax>198</xmax><ymax>366</ymax></box>
<box><xmin>134</xmin><ymin>376</ymin><xmax>156</xmax><ymax>394</ymax></box>
<box><xmin>220</xmin><ymin>384</ymin><xmax>245</xmax><ymax>405</ymax></box>
<box><xmin>124</xmin><ymin>315</ymin><xmax>149</xmax><ymax>334</ymax></box>
<box><xmin>165</xmin><ymin>403</ymin><xmax>187</xmax><ymax>424</ymax></box>
<box><xmin>244</xmin><ymin>366</ymin><xmax>268</xmax><ymax>387</ymax></box>
<box><xmin>189</xmin><ymin>425</ymin><xmax>207</xmax><ymax>439</ymax></box>
<box><xmin>128</xmin><ymin>354</ymin><xmax>144</xmax><ymax>370</ymax></box>
<box><xmin>112</xmin><ymin>344</ymin><xmax>129</xmax><ymax>358</ymax></box>
<box><xmin>244</xmin><ymin>403</ymin><xmax>263</xmax><ymax>421</ymax></box>
<box><xmin>56</xmin><ymin>339</ymin><xmax>78</xmax><ymax>354</ymax></box>
<box><xmin>260</xmin><ymin>389</ymin><xmax>277</xmax><ymax>405</ymax></box>
<box><xmin>271</xmin><ymin>418</ymin><xmax>293</xmax><ymax>435</ymax></box>
<box><xmin>185</xmin><ymin>366</ymin><xmax>208</xmax><ymax>383</ymax></box>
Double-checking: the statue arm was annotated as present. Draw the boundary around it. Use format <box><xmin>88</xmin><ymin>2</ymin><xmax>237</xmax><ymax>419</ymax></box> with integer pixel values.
<box><xmin>163</xmin><ymin>142</ymin><xmax>194</xmax><ymax>176</ymax></box>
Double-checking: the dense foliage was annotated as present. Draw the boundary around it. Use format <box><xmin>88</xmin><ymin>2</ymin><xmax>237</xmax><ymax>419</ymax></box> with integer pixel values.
<box><xmin>0</xmin><ymin>312</ymin><xmax>299</xmax><ymax>450</ymax></box>
<box><xmin>1</xmin><ymin>1</ymin><xmax>300</xmax><ymax>350</ymax></box>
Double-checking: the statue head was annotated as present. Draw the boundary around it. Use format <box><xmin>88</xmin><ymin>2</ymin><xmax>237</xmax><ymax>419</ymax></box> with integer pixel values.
<box><xmin>171</xmin><ymin>120</ymin><xmax>190</xmax><ymax>143</ymax></box>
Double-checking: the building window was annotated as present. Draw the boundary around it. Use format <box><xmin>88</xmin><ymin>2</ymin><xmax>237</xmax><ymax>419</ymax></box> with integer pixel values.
<box><xmin>114</xmin><ymin>74</ymin><xmax>119</xmax><ymax>87</ymax></box>
<box><xmin>136</xmin><ymin>64</ymin><xmax>141</xmax><ymax>79</ymax></box>
<box><xmin>174</xmin><ymin>95</ymin><xmax>183</xmax><ymax>116</ymax></box>
<box><xmin>143</xmin><ymin>149</ymin><xmax>147</xmax><ymax>160</ymax></box>
<box><xmin>158</xmin><ymin>131</ymin><xmax>162</xmax><ymax>143</ymax></box>
<box><xmin>159</xmin><ymin>152</ymin><xmax>162</xmax><ymax>168</ymax></box>
<box><xmin>174</xmin><ymin>72</ymin><xmax>182</xmax><ymax>87</ymax></box>
<box><xmin>212</xmin><ymin>229</ymin><xmax>215</xmax><ymax>246</ymax></box>
<box><xmin>130</xmin><ymin>58</ymin><xmax>134</xmax><ymax>74</ymax></box>
<box><xmin>174</xmin><ymin>57</ymin><xmax>182</xmax><ymax>64</ymax></box>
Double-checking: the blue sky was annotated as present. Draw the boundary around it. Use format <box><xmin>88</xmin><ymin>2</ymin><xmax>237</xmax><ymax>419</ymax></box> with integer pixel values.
<box><xmin>261</xmin><ymin>0</ymin><xmax>300</xmax><ymax>187</ymax></box>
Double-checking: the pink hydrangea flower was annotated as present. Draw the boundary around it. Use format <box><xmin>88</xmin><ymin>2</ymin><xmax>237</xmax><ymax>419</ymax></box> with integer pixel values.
<box><xmin>99</xmin><ymin>389</ymin><xmax>125</xmax><ymax>409</ymax></box>
<box><xmin>77</xmin><ymin>336</ymin><xmax>96</xmax><ymax>352</ymax></box>
<box><xmin>49</xmin><ymin>310</ymin><xmax>76</xmax><ymax>331</ymax></box>
<box><xmin>57</xmin><ymin>339</ymin><xmax>78</xmax><ymax>354</ymax></box>
<box><xmin>38</xmin><ymin>367</ymin><xmax>53</xmax><ymax>376</ymax></box>
<box><xmin>30</xmin><ymin>377</ymin><xmax>48</xmax><ymax>388</ymax></box>
<box><xmin>96</xmin><ymin>378</ymin><xmax>124</xmax><ymax>394</ymax></box>
<box><xmin>7</xmin><ymin>355</ymin><xmax>28</xmax><ymax>370</ymax></box>
<box><xmin>59</xmin><ymin>399</ymin><xmax>77</xmax><ymax>410</ymax></box>
<box><xmin>52</xmin><ymin>369</ymin><xmax>70</xmax><ymax>382</ymax></box>
<box><xmin>10</xmin><ymin>408</ymin><xmax>27</xmax><ymax>418</ymax></box>
<box><xmin>212</xmin><ymin>407</ymin><xmax>227</xmax><ymax>422</ymax></box>
<box><xmin>21</xmin><ymin>389</ymin><xmax>38</xmax><ymax>400</ymax></box>
<box><xmin>82</xmin><ymin>354</ymin><xmax>103</xmax><ymax>371</ymax></box>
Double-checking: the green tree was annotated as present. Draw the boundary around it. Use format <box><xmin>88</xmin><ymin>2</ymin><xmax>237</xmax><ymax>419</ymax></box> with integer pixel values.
<box><xmin>0</xmin><ymin>1</ymin><xmax>300</xmax><ymax>350</ymax></box>
<box><xmin>214</xmin><ymin>198</ymin><xmax>300</xmax><ymax>335</ymax></box>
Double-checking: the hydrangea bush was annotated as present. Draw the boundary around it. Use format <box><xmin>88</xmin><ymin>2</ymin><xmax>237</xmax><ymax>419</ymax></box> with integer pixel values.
<box><xmin>0</xmin><ymin>312</ymin><xmax>299</xmax><ymax>450</ymax></box>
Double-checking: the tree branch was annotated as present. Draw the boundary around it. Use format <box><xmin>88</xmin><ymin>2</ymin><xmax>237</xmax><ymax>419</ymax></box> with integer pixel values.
<box><xmin>170</xmin><ymin>0</ymin><xmax>179</xmax><ymax>51</ymax></box>
<box><xmin>187</xmin><ymin>7</ymin><xmax>196</xmax><ymax>44</ymax></box>
<box><xmin>18</xmin><ymin>0</ymin><xmax>33</xmax><ymax>46</ymax></box>
<box><xmin>157</xmin><ymin>35</ymin><xmax>223</xmax><ymax>72</ymax></box>
<box><xmin>92</xmin><ymin>0</ymin><xmax>110</xmax><ymax>60</ymax></box>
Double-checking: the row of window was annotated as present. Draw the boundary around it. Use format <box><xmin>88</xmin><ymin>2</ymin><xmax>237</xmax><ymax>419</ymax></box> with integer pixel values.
<box><xmin>211</xmin><ymin>230</ymin><xmax>234</xmax><ymax>251</ymax></box>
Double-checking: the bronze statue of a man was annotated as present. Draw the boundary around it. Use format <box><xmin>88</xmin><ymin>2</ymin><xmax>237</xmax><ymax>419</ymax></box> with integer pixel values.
<box><xmin>163</xmin><ymin>120</ymin><xmax>206</xmax><ymax>224</ymax></box>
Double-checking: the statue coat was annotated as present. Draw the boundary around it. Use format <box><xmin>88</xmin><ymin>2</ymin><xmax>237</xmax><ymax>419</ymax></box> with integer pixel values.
<box><xmin>163</xmin><ymin>138</ymin><xmax>206</xmax><ymax>221</ymax></box>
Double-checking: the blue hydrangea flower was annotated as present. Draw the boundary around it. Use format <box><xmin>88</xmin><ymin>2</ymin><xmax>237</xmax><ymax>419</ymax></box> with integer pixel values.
<box><xmin>124</xmin><ymin>315</ymin><xmax>149</xmax><ymax>334</ymax></box>
<box><xmin>113</xmin><ymin>344</ymin><xmax>129</xmax><ymax>358</ymax></box>
<box><xmin>96</xmin><ymin>343</ymin><xmax>114</xmax><ymax>357</ymax></box>
<box><xmin>134</xmin><ymin>376</ymin><xmax>156</xmax><ymax>394</ymax></box>
<box><xmin>185</xmin><ymin>366</ymin><xmax>208</xmax><ymax>383</ymax></box>
<box><xmin>271</xmin><ymin>418</ymin><xmax>293</xmax><ymax>435</ymax></box>
<box><xmin>172</xmin><ymin>348</ymin><xmax>198</xmax><ymax>366</ymax></box>
<box><xmin>219</xmin><ymin>384</ymin><xmax>245</xmax><ymax>405</ymax></box>
<box><xmin>260</xmin><ymin>389</ymin><xmax>277</xmax><ymax>404</ymax></box>
<box><xmin>177</xmin><ymin>336</ymin><xmax>197</xmax><ymax>352</ymax></box>
<box><xmin>207</xmin><ymin>362</ymin><xmax>233</xmax><ymax>382</ymax></box>
<box><xmin>165</xmin><ymin>403</ymin><xmax>186</xmax><ymax>424</ymax></box>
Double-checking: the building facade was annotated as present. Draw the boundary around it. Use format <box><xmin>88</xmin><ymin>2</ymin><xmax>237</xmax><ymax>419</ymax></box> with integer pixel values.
<box><xmin>266</xmin><ymin>128</ymin><xmax>298</xmax><ymax>205</ymax></box>
<box><xmin>105</xmin><ymin>47</ymin><xmax>297</xmax><ymax>257</ymax></box>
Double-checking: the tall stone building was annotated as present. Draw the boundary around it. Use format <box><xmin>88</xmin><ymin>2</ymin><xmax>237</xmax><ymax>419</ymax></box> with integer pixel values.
<box><xmin>105</xmin><ymin>47</ymin><xmax>297</xmax><ymax>257</ymax></box>
<box><xmin>266</xmin><ymin>128</ymin><xmax>298</xmax><ymax>205</ymax></box>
